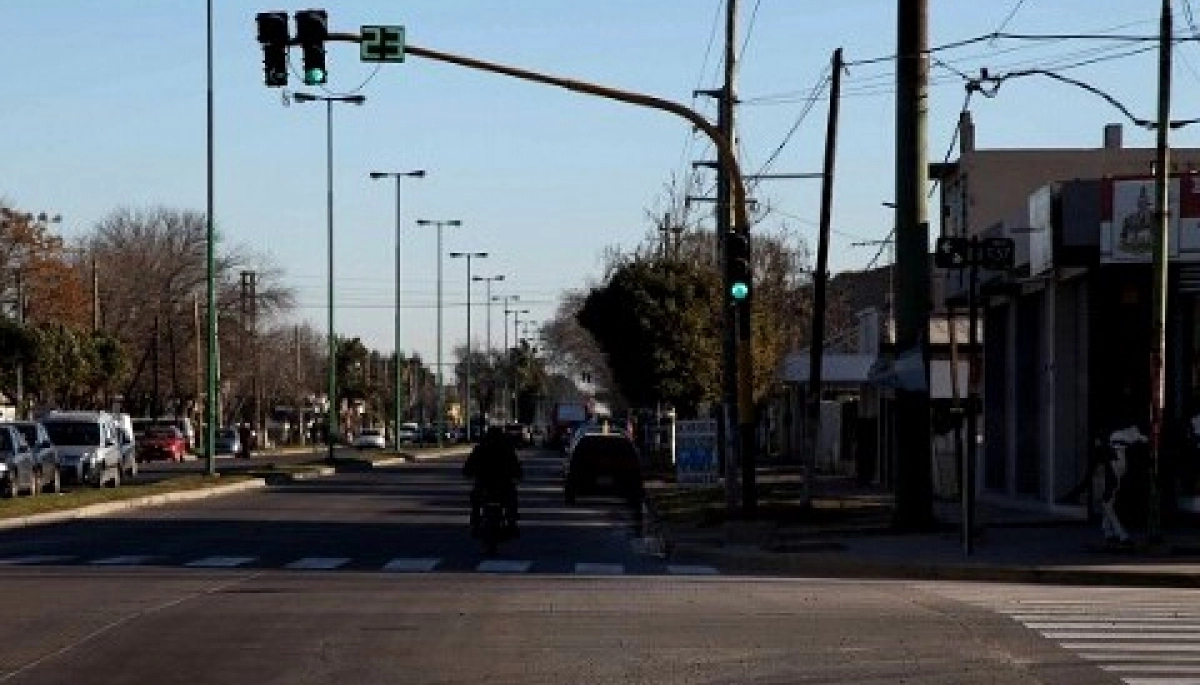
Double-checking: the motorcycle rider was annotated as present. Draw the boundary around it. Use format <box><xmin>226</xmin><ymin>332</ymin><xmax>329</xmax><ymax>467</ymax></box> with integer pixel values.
<box><xmin>463</xmin><ymin>425</ymin><xmax>523</xmax><ymax>536</ymax></box>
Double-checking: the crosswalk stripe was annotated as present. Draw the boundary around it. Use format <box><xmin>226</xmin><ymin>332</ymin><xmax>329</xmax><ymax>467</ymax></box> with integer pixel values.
<box><xmin>574</xmin><ymin>563</ymin><xmax>624</xmax><ymax>575</ymax></box>
<box><xmin>1046</xmin><ymin>632</ymin><xmax>1200</xmax><ymax>641</ymax></box>
<box><xmin>1028</xmin><ymin>622</ymin><xmax>1200</xmax><ymax>631</ymax></box>
<box><xmin>90</xmin><ymin>555</ymin><xmax>156</xmax><ymax>566</ymax></box>
<box><xmin>477</xmin><ymin>560</ymin><xmax>532</xmax><ymax>573</ymax></box>
<box><xmin>0</xmin><ymin>555</ymin><xmax>72</xmax><ymax>565</ymax></box>
<box><xmin>666</xmin><ymin>564</ymin><xmax>720</xmax><ymax>576</ymax></box>
<box><xmin>1124</xmin><ymin>679</ymin><xmax>1200</xmax><ymax>685</ymax></box>
<box><xmin>184</xmin><ymin>556</ymin><xmax>256</xmax><ymax>568</ymax></box>
<box><xmin>382</xmin><ymin>558</ymin><xmax>441</xmax><ymax>573</ymax></box>
<box><xmin>1103</xmin><ymin>664</ymin><xmax>1200</xmax><ymax>674</ymax></box>
<box><xmin>285</xmin><ymin>557</ymin><xmax>350</xmax><ymax>570</ymax></box>
<box><xmin>1065</xmin><ymin>643</ymin><xmax>1200</xmax><ymax>653</ymax></box>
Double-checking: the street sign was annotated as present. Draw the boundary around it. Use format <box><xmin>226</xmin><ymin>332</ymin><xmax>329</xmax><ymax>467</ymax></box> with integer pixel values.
<box><xmin>979</xmin><ymin>237</ymin><xmax>1015</xmax><ymax>270</ymax></box>
<box><xmin>935</xmin><ymin>235</ymin><xmax>1015</xmax><ymax>270</ymax></box>
<box><xmin>935</xmin><ymin>236</ymin><xmax>969</xmax><ymax>269</ymax></box>
<box><xmin>360</xmin><ymin>25</ymin><xmax>405</xmax><ymax>63</ymax></box>
<box><xmin>675</xmin><ymin>419</ymin><xmax>718</xmax><ymax>487</ymax></box>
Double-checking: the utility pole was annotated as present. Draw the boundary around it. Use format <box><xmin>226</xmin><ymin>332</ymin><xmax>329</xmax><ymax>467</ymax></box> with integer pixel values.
<box><xmin>804</xmin><ymin>48</ymin><xmax>844</xmax><ymax>505</ymax></box>
<box><xmin>717</xmin><ymin>0</ymin><xmax>743</xmax><ymax>511</ymax></box>
<box><xmin>1147</xmin><ymin>0</ymin><xmax>1172</xmax><ymax>544</ymax></box>
<box><xmin>893</xmin><ymin>0</ymin><xmax>935</xmax><ymax>530</ymax></box>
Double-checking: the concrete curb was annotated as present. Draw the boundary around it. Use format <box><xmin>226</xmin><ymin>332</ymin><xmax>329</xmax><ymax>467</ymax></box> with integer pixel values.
<box><xmin>0</xmin><ymin>479</ymin><xmax>269</xmax><ymax>530</ymax></box>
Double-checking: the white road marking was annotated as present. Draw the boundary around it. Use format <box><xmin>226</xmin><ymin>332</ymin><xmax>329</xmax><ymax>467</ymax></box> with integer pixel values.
<box><xmin>476</xmin><ymin>560</ymin><xmax>532</xmax><ymax>573</ymax></box>
<box><xmin>382</xmin><ymin>558</ymin><xmax>441</xmax><ymax>572</ymax></box>
<box><xmin>0</xmin><ymin>555</ymin><xmax>72</xmax><ymax>565</ymax></box>
<box><xmin>666</xmin><ymin>564</ymin><xmax>720</xmax><ymax>576</ymax></box>
<box><xmin>89</xmin><ymin>555</ymin><xmax>156</xmax><ymax>566</ymax></box>
<box><xmin>574</xmin><ymin>563</ymin><xmax>624</xmax><ymax>575</ymax></box>
<box><xmin>285</xmin><ymin>557</ymin><xmax>351</xmax><ymax>570</ymax></box>
<box><xmin>183</xmin><ymin>556</ymin><xmax>256</xmax><ymax>568</ymax></box>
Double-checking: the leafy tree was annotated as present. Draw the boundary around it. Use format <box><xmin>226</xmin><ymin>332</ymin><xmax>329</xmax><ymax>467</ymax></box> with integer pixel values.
<box><xmin>578</xmin><ymin>255</ymin><xmax>721</xmax><ymax>416</ymax></box>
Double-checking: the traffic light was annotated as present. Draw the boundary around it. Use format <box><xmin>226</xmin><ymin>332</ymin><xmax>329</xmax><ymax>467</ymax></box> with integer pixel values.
<box><xmin>255</xmin><ymin>11</ymin><xmax>290</xmax><ymax>88</ymax></box>
<box><xmin>294</xmin><ymin>9</ymin><xmax>329</xmax><ymax>86</ymax></box>
<box><xmin>726</xmin><ymin>231</ymin><xmax>752</xmax><ymax>301</ymax></box>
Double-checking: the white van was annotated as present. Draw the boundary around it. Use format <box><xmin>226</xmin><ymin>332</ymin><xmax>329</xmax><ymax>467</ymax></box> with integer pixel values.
<box><xmin>41</xmin><ymin>411</ymin><xmax>125</xmax><ymax>487</ymax></box>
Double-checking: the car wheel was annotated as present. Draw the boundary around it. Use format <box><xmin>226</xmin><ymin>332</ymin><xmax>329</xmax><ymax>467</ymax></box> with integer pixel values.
<box><xmin>44</xmin><ymin>467</ymin><xmax>60</xmax><ymax>494</ymax></box>
<box><xmin>3</xmin><ymin>477</ymin><xmax>16</xmax><ymax>499</ymax></box>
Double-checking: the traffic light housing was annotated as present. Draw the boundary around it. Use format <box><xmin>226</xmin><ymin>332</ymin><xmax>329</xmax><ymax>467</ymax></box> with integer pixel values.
<box><xmin>255</xmin><ymin>11</ymin><xmax>290</xmax><ymax>88</ymax></box>
<box><xmin>726</xmin><ymin>231</ymin><xmax>751</xmax><ymax>301</ymax></box>
<box><xmin>294</xmin><ymin>9</ymin><xmax>329</xmax><ymax>86</ymax></box>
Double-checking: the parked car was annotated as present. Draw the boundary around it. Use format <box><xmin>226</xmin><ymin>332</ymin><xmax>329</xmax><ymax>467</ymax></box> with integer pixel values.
<box><xmin>214</xmin><ymin>427</ymin><xmax>243</xmax><ymax>457</ymax></box>
<box><xmin>563</xmin><ymin>431</ymin><xmax>644</xmax><ymax>505</ymax></box>
<box><xmin>353</xmin><ymin>428</ymin><xmax>386</xmax><ymax>450</ymax></box>
<box><xmin>0</xmin><ymin>424</ymin><xmax>36</xmax><ymax>498</ymax></box>
<box><xmin>41</xmin><ymin>411</ymin><xmax>124</xmax><ymax>487</ymax></box>
<box><xmin>137</xmin><ymin>426</ymin><xmax>187</xmax><ymax>462</ymax></box>
<box><xmin>396</xmin><ymin>422</ymin><xmax>420</xmax><ymax>444</ymax></box>
<box><xmin>7</xmin><ymin>421</ymin><xmax>61</xmax><ymax>494</ymax></box>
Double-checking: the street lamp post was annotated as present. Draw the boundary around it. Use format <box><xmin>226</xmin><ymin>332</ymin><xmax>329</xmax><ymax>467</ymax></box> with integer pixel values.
<box><xmin>450</xmin><ymin>251</ymin><xmax>488</xmax><ymax>439</ymax></box>
<box><xmin>495</xmin><ymin>294</ymin><xmax>520</xmax><ymax>421</ymax></box>
<box><xmin>509</xmin><ymin>308</ymin><xmax>530</xmax><ymax>422</ymax></box>
<box><xmin>474</xmin><ymin>274</ymin><xmax>505</xmax><ymax>421</ymax></box>
<box><xmin>370</xmin><ymin>169</ymin><xmax>426</xmax><ymax>448</ymax></box>
<box><xmin>293</xmin><ymin>92</ymin><xmax>366</xmax><ymax>462</ymax></box>
<box><xmin>416</xmin><ymin>218</ymin><xmax>463</xmax><ymax>447</ymax></box>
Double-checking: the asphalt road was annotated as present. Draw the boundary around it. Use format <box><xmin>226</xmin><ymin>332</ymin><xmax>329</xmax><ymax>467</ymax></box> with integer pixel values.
<box><xmin>0</xmin><ymin>447</ymin><xmax>1181</xmax><ymax>684</ymax></box>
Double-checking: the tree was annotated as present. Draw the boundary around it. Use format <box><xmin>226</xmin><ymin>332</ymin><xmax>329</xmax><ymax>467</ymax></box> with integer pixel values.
<box><xmin>84</xmin><ymin>206</ymin><xmax>294</xmax><ymax>418</ymax></box>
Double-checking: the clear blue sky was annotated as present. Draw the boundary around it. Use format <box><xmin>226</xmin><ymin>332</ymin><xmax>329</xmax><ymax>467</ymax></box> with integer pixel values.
<box><xmin>0</xmin><ymin>1</ymin><xmax>1192</xmax><ymax>367</ymax></box>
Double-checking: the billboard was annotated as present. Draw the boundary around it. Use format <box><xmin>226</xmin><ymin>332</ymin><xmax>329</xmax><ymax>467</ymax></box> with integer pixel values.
<box><xmin>1100</xmin><ymin>175</ymin><xmax>1200</xmax><ymax>263</ymax></box>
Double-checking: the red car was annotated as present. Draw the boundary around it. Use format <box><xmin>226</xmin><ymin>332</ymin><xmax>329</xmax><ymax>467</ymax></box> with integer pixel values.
<box><xmin>137</xmin><ymin>426</ymin><xmax>187</xmax><ymax>462</ymax></box>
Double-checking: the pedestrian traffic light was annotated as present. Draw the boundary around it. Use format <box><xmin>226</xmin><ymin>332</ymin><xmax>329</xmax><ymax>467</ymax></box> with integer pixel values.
<box><xmin>726</xmin><ymin>231</ymin><xmax>751</xmax><ymax>301</ymax></box>
<box><xmin>294</xmin><ymin>9</ymin><xmax>329</xmax><ymax>86</ymax></box>
<box><xmin>255</xmin><ymin>11</ymin><xmax>290</xmax><ymax>88</ymax></box>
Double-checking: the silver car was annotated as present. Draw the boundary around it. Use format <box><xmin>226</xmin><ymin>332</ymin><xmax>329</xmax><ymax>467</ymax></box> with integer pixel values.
<box><xmin>0</xmin><ymin>425</ymin><xmax>37</xmax><ymax>498</ymax></box>
<box><xmin>6</xmin><ymin>421</ymin><xmax>61</xmax><ymax>494</ymax></box>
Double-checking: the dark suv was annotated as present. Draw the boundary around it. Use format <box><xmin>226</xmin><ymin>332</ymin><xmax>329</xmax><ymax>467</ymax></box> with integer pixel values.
<box><xmin>564</xmin><ymin>432</ymin><xmax>643</xmax><ymax>505</ymax></box>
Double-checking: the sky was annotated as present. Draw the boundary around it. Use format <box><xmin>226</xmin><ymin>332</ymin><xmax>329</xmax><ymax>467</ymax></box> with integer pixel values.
<box><xmin>1</xmin><ymin>1</ymin><xmax>1196</xmax><ymax>372</ymax></box>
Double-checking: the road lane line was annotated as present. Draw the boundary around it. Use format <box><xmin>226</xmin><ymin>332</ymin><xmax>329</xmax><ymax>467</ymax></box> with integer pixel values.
<box><xmin>382</xmin><ymin>558</ymin><xmax>441</xmax><ymax>572</ymax></box>
<box><xmin>0</xmin><ymin>555</ymin><xmax>72</xmax><ymax>565</ymax></box>
<box><xmin>89</xmin><ymin>555</ymin><xmax>156</xmax><ymax>566</ymax></box>
<box><xmin>285</xmin><ymin>557</ymin><xmax>351</xmax><ymax>570</ymax></box>
<box><xmin>574</xmin><ymin>563</ymin><xmax>624</xmax><ymax>575</ymax></box>
<box><xmin>476</xmin><ymin>560</ymin><xmax>532</xmax><ymax>573</ymax></box>
<box><xmin>184</xmin><ymin>556</ymin><xmax>256</xmax><ymax>568</ymax></box>
<box><xmin>666</xmin><ymin>564</ymin><xmax>720</xmax><ymax>576</ymax></box>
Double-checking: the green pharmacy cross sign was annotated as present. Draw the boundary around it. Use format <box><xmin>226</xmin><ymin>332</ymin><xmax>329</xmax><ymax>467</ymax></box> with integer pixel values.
<box><xmin>361</xmin><ymin>25</ymin><xmax>405</xmax><ymax>63</ymax></box>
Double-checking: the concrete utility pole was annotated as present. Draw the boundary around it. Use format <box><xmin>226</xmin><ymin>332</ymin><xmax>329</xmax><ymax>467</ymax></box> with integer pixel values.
<box><xmin>804</xmin><ymin>48</ymin><xmax>844</xmax><ymax>505</ymax></box>
<box><xmin>893</xmin><ymin>0</ymin><xmax>935</xmax><ymax>530</ymax></box>
<box><xmin>1147</xmin><ymin>0</ymin><xmax>1172</xmax><ymax>543</ymax></box>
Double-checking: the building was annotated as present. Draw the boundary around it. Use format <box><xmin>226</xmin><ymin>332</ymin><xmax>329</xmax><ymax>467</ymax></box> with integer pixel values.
<box><xmin>933</xmin><ymin>113</ymin><xmax>1200</xmax><ymax>515</ymax></box>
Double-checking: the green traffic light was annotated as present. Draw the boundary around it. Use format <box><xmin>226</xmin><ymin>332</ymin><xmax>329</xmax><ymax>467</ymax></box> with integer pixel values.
<box><xmin>304</xmin><ymin>68</ymin><xmax>327</xmax><ymax>86</ymax></box>
<box><xmin>730</xmin><ymin>282</ymin><xmax>749</xmax><ymax>300</ymax></box>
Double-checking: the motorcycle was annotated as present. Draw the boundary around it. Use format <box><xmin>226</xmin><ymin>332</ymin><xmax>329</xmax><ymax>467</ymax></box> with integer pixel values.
<box><xmin>476</xmin><ymin>484</ymin><xmax>515</xmax><ymax>555</ymax></box>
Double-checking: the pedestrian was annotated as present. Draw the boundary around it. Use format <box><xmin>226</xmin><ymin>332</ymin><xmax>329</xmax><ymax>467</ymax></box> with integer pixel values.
<box><xmin>1101</xmin><ymin>422</ymin><xmax>1146</xmax><ymax>546</ymax></box>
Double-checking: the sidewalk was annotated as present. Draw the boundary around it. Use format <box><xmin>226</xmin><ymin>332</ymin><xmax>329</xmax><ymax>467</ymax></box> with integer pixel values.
<box><xmin>646</xmin><ymin>464</ymin><xmax>1200</xmax><ymax>587</ymax></box>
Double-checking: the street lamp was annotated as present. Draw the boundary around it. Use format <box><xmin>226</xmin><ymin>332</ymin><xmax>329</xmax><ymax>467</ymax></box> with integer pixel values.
<box><xmin>370</xmin><ymin>169</ymin><xmax>426</xmax><ymax>447</ymax></box>
<box><xmin>474</xmin><ymin>274</ymin><xmax>505</xmax><ymax>420</ymax></box>
<box><xmin>508</xmin><ymin>307</ymin><xmax>530</xmax><ymax>422</ymax></box>
<box><xmin>293</xmin><ymin>91</ymin><xmax>366</xmax><ymax>462</ymax></box>
<box><xmin>416</xmin><ymin>218</ymin><xmax>463</xmax><ymax>447</ymax></box>
<box><xmin>450</xmin><ymin>251</ymin><xmax>488</xmax><ymax>439</ymax></box>
<box><xmin>495</xmin><ymin>294</ymin><xmax>520</xmax><ymax>421</ymax></box>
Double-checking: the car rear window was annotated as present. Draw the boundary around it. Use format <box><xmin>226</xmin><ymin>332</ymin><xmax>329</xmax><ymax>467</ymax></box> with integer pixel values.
<box><xmin>574</xmin><ymin>435</ymin><xmax>638</xmax><ymax>464</ymax></box>
<box><xmin>44</xmin><ymin>422</ymin><xmax>101</xmax><ymax>447</ymax></box>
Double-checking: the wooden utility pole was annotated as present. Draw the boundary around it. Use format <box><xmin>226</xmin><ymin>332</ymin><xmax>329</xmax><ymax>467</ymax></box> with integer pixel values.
<box><xmin>804</xmin><ymin>48</ymin><xmax>844</xmax><ymax>504</ymax></box>
<box><xmin>893</xmin><ymin>0</ymin><xmax>935</xmax><ymax>530</ymax></box>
